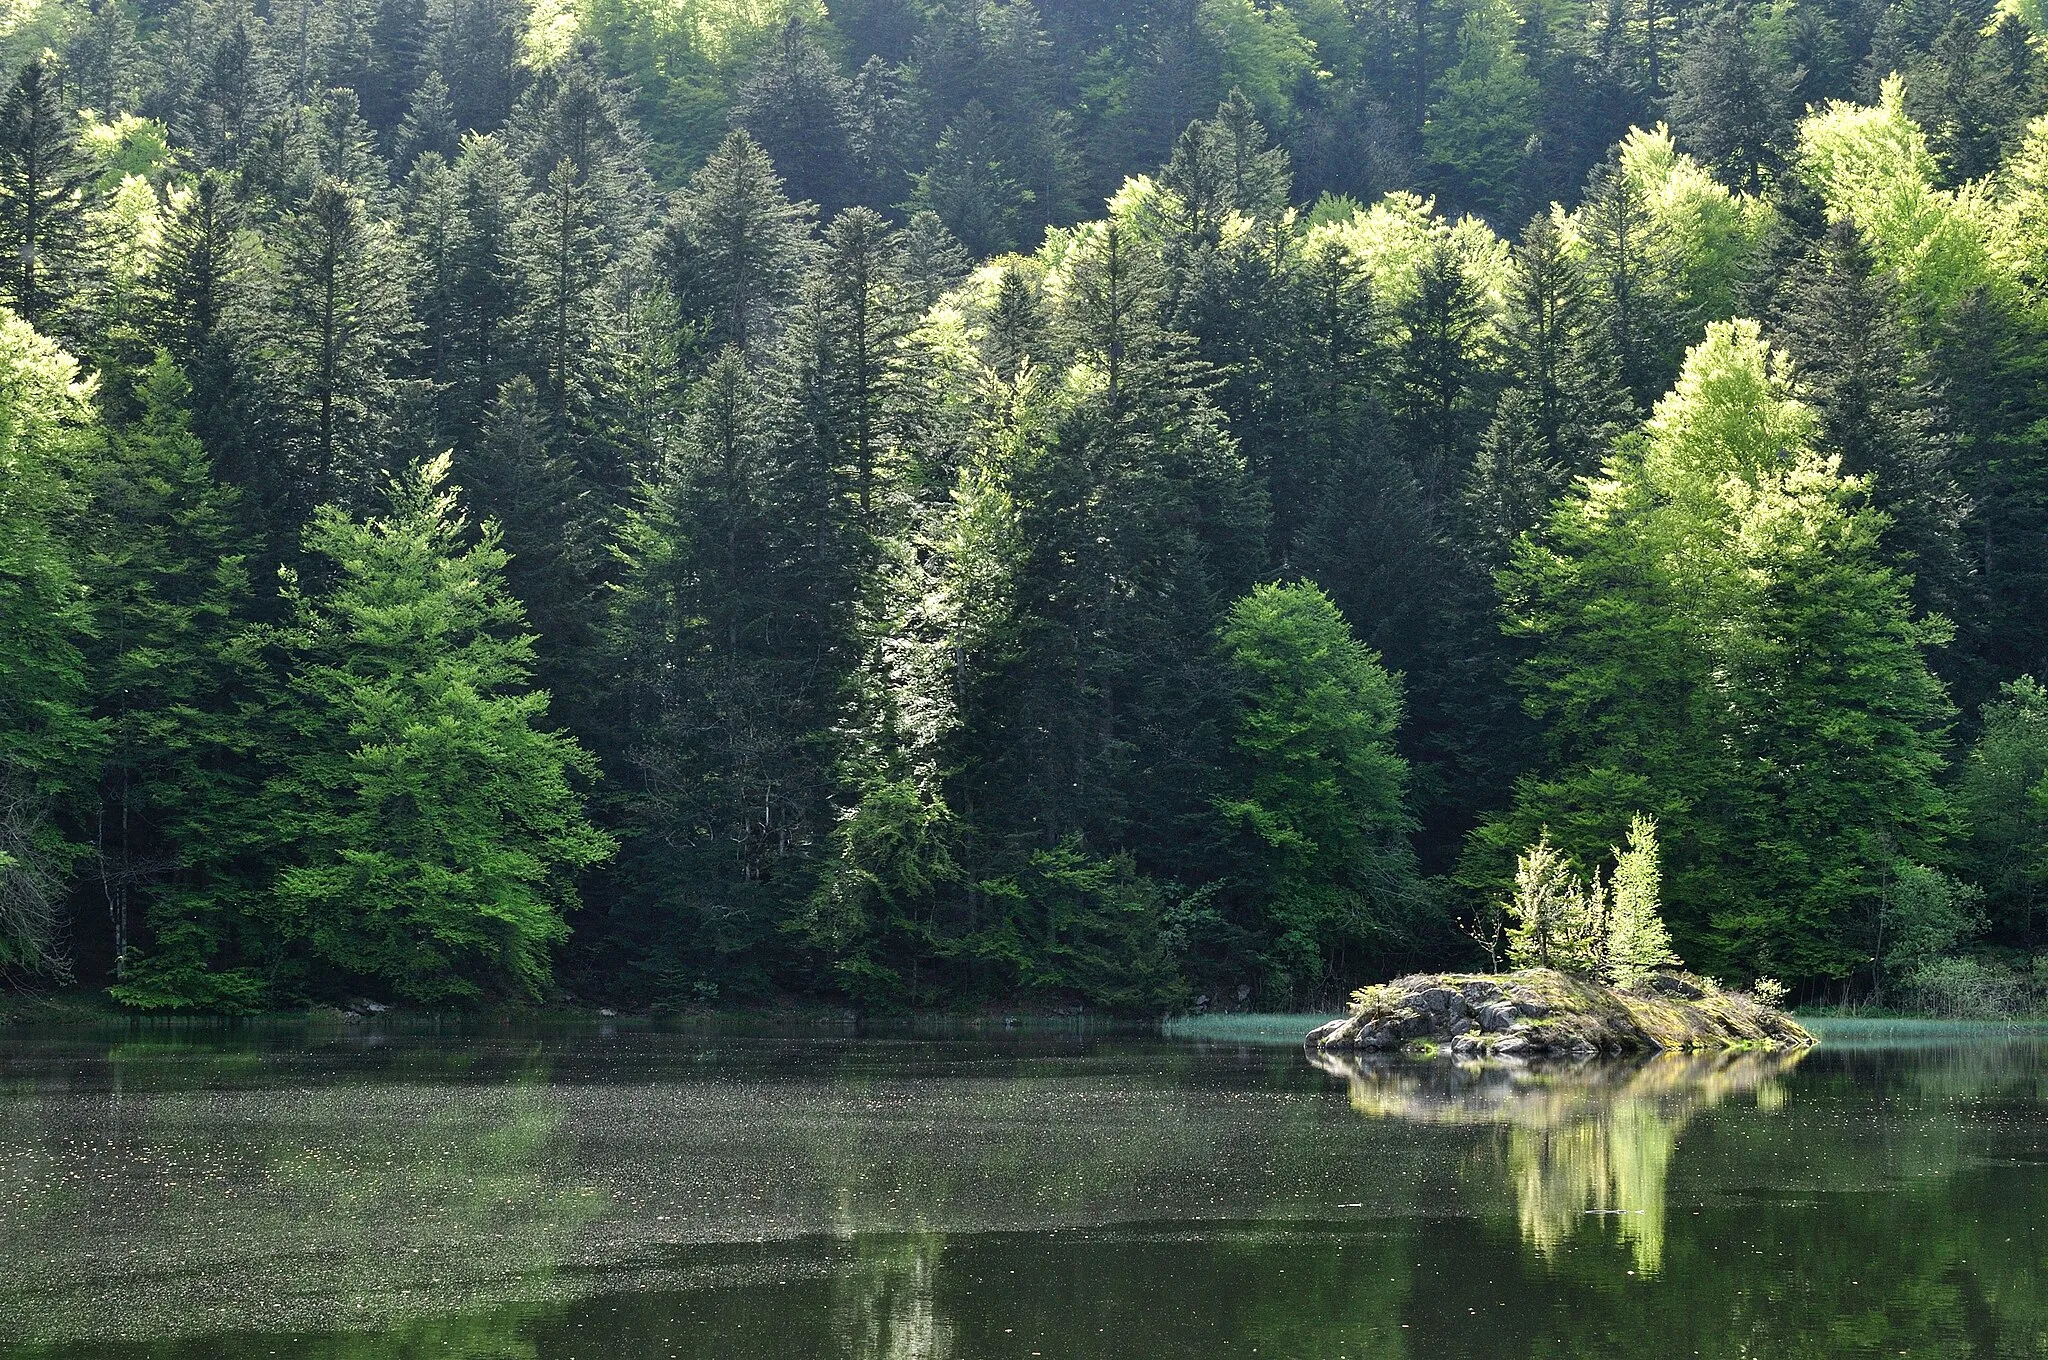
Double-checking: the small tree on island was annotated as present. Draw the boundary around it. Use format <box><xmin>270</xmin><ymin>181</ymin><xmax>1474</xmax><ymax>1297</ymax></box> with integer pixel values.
<box><xmin>1503</xmin><ymin>817</ymin><xmax>1681</xmax><ymax>987</ymax></box>
<box><xmin>1505</xmin><ymin>834</ymin><xmax>1604</xmax><ymax>974</ymax></box>
<box><xmin>1605</xmin><ymin>815</ymin><xmax>1680</xmax><ymax>987</ymax></box>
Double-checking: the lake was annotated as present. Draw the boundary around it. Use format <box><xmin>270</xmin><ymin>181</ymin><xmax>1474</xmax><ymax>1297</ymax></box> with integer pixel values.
<box><xmin>2</xmin><ymin>1016</ymin><xmax>2045</xmax><ymax>1358</ymax></box>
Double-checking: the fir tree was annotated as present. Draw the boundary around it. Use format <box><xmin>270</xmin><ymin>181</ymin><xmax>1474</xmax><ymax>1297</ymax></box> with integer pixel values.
<box><xmin>76</xmin><ymin>356</ymin><xmax>254</xmax><ymax>992</ymax></box>
<box><xmin>1667</xmin><ymin>8</ymin><xmax>1797</xmax><ymax>193</ymax></box>
<box><xmin>265</xmin><ymin>454</ymin><xmax>615</xmax><ymax>1003</ymax></box>
<box><xmin>908</xmin><ymin>98</ymin><xmax>1032</xmax><ymax>258</ymax></box>
<box><xmin>255</xmin><ymin>177</ymin><xmax>415</xmax><ymax>525</ymax></box>
<box><xmin>393</xmin><ymin>69</ymin><xmax>459</xmax><ymax>170</ymax></box>
<box><xmin>658</xmin><ymin>129</ymin><xmax>814</xmax><ymax>357</ymax></box>
<box><xmin>0</xmin><ymin>53</ymin><xmax>100</xmax><ymax>334</ymax></box>
<box><xmin>732</xmin><ymin>19</ymin><xmax>868</xmax><ymax>216</ymax></box>
<box><xmin>0</xmin><ymin>316</ymin><xmax>103</xmax><ymax>979</ymax></box>
<box><xmin>1770</xmin><ymin>217</ymin><xmax>1970</xmax><ymax>625</ymax></box>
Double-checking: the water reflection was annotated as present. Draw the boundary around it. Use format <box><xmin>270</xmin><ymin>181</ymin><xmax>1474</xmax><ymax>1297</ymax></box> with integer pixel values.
<box><xmin>14</xmin><ymin>1024</ymin><xmax>2048</xmax><ymax>1359</ymax></box>
<box><xmin>831</xmin><ymin>1233</ymin><xmax>952</xmax><ymax>1360</ymax></box>
<box><xmin>0</xmin><ymin>1056</ymin><xmax>597</xmax><ymax>1351</ymax></box>
<box><xmin>1310</xmin><ymin>1050</ymin><xmax>1803</xmax><ymax>1273</ymax></box>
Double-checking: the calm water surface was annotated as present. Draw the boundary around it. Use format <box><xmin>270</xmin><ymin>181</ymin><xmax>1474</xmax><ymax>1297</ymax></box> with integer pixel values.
<box><xmin>3</xmin><ymin>1017</ymin><xmax>2046</xmax><ymax>1358</ymax></box>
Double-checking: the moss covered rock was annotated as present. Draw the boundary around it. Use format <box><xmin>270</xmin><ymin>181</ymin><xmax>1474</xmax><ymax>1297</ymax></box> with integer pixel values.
<box><xmin>1304</xmin><ymin>968</ymin><xmax>1814</xmax><ymax>1057</ymax></box>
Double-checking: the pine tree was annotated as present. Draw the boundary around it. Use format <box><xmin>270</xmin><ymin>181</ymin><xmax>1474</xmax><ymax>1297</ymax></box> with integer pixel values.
<box><xmin>605</xmin><ymin>350</ymin><xmax>846</xmax><ymax>1001</ymax></box>
<box><xmin>1667</xmin><ymin>8</ymin><xmax>1796</xmax><ymax>193</ymax></box>
<box><xmin>1502</xmin><ymin>833</ymin><xmax>1602</xmax><ymax>973</ymax></box>
<box><xmin>511</xmin><ymin>156</ymin><xmax>612</xmax><ymax>428</ymax></box>
<box><xmin>0</xmin><ymin>52</ymin><xmax>100</xmax><ymax>334</ymax></box>
<box><xmin>1495</xmin><ymin>213</ymin><xmax>1633</xmax><ymax>484</ymax></box>
<box><xmin>658</xmin><ymin>129</ymin><xmax>814</xmax><ymax>357</ymax></box>
<box><xmin>1574</xmin><ymin>154</ymin><xmax>1683</xmax><ymax>409</ymax></box>
<box><xmin>265</xmin><ymin>454</ymin><xmax>615</xmax><ymax>1004</ymax></box>
<box><xmin>899</xmin><ymin>209</ymin><xmax>971</xmax><ymax>312</ymax></box>
<box><xmin>1391</xmin><ymin>240</ymin><xmax>1490</xmax><ymax>518</ymax></box>
<box><xmin>787</xmin><ymin>208</ymin><xmax>917</xmax><ymax>532</ymax></box>
<box><xmin>447</xmin><ymin>132</ymin><xmax>525</xmax><ymax>426</ymax></box>
<box><xmin>463</xmin><ymin>376</ymin><xmax>602</xmax><ymax>689</ymax></box>
<box><xmin>144</xmin><ymin>171</ymin><xmax>263</xmax><ymax>515</ymax></box>
<box><xmin>255</xmin><ymin>177</ymin><xmax>416</xmax><ymax>525</ymax></box>
<box><xmin>422</xmin><ymin>0</ymin><xmax>522</xmax><ymax>135</ymax></box>
<box><xmin>65</xmin><ymin>0</ymin><xmax>144</xmax><ymax>116</ymax></box>
<box><xmin>401</xmin><ymin>150</ymin><xmax>472</xmax><ymax>442</ymax></box>
<box><xmin>1605</xmin><ymin>813</ymin><xmax>1678</xmax><ymax>987</ymax></box>
<box><xmin>175</xmin><ymin>0</ymin><xmax>267</xmax><ymax>168</ymax></box>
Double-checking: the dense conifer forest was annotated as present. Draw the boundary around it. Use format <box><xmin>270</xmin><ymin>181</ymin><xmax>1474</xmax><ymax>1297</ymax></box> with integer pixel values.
<box><xmin>2</xmin><ymin>0</ymin><xmax>2047</xmax><ymax>1013</ymax></box>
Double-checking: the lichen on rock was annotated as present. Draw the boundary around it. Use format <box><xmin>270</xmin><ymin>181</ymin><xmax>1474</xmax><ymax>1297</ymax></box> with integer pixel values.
<box><xmin>1304</xmin><ymin>968</ymin><xmax>1814</xmax><ymax>1057</ymax></box>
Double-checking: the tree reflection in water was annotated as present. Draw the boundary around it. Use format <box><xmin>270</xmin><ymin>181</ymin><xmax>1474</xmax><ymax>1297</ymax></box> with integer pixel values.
<box><xmin>1310</xmin><ymin>1050</ymin><xmax>1804</xmax><ymax>1274</ymax></box>
<box><xmin>829</xmin><ymin>1232</ymin><xmax>953</xmax><ymax>1360</ymax></box>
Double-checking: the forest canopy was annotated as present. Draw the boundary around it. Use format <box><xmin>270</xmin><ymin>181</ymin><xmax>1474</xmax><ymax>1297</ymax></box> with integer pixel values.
<box><xmin>1</xmin><ymin>0</ymin><xmax>2047</xmax><ymax>1012</ymax></box>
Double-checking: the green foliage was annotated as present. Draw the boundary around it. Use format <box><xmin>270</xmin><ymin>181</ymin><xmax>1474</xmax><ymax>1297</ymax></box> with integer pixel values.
<box><xmin>1482</xmin><ymin>320</ymin><xmax>1956</xmax><ymax>984</ymax></box>
<box><xmin>1424</xmin><ymin>0</ymin><xmax>1539</xmax><ymax>218</ymax></box>
<box><xmin>4</xmin><ymin>0</ymin><xmax>2047</xmax><ymax>1015</ymax></box>
<box><xmin>261</xmin><ymin>455</ymin><xmax>615</xmax><ymax>1003</ymax></box>
<box><xmin>1877</xmin><ymin>859</ymin><xmax>1984</xmax><ymax>996</ymax></box>
<box><xmin>1955</xmin><ymin>678</ymin><xmax>2048</xmax><ymax>938</ymax></box>
<box><xmin>1213</xmin><ymin>582</ymin><xmax>1419</xmax><ymax>1000</ymax></box>
<box><xmin>0</xmin><ymin>312</ymin><xmax>102</xmax><ymax>976</ymax></box>
<box><xmin>1606</xmin><ymin>814</ymin><xmax>1679</xmax><ymax>987</ymax></box>
<box><xmin>1499</xmin><ymin>815</ymin><xmax>1678</xmax><ymax>986</ymax></box>
<box><xmin>1504</xmin><ymin>833</ymin><xmax>1604</xmax><ymax>974</ymax></box>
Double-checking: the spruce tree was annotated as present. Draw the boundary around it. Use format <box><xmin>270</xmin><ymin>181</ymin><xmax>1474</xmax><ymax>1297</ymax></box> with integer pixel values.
<box><xmin>0</xmin><ymin>52</ymin><xmax>100</xmax><ymax>334</ymax></box>
<box><xmin>393</xmin><ymin>69</ymin><xmax>459</xmax><ymax>170</ymax></box>
<box><xmin>265</xmin><ymin>455</ymin><xmax>615</xmax><ymax>1003</ymax></box>
<box><xmin>422</xmin><ymin>0</ymin><xmax>522</xmax><ymax>134</ymax></box>
<box><xmin>658</xmin><ymin>129</ymin><xmax>814</xmax><ymax>357</ymax></box>
<box><xmin>1605</xmin><ymin>814</ymin><xmax>1679</xmax><ymax>987</ymax></box>
<box><xmin>256</xmin><ymin>177</ymin><xmax>415</xmax><ymax>525</ymax></box>
<box><xmin>605</xmin><ymin>350</ymin><xmax>843</xmax><ymax>1001</ymax></box>
<box><xmin>908</xmin><ymin>98</ymin><xmax>1031</xmax><ymax>258</ymax></box>
<box><xmin>511</xmin><ymin>156</ymin><xmax>612</xmax><ymax>429</ymax></box>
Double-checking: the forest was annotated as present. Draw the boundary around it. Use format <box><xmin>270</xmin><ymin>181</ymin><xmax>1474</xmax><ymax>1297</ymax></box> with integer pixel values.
<box><xmin>1</xmin><ymin>0</ymin><xmax>2046</xmax><ymax>1015</ymax></box>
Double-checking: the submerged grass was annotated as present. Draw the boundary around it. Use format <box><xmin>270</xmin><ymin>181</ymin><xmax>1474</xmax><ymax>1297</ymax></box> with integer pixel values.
<box><xmin>1802</xmin><ymin>1015</ymin><xmax>2048</xmax><ymax>1045</ymax></box>
<box><xmin>1161</xmin><ymin>1012</ymin><xmax>1342</xmax><ymax>1043</ymax></box>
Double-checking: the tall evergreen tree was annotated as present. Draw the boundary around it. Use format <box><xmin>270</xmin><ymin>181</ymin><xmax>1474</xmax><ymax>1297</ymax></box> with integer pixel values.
<box><xmin>732</xmin><ymin>19</ymin><xmax>869</xmax><ymax>216</ymax></box>
<box><xmin>0</xmin><ymin>53</ymin><xmax>100</xmax><ymax>335</ymax></box>
<box><xmin>1770</xmin><ymin>217</ymin><xmax>1970</xmax><ymax>626</ymax></box>
<box><xmin>263</xmin><ymin>455</ymin><xmax>615</xmax><ymax>1004</ymax></box>
<box><xmin>658</xmin><ymin>129</ymin><xmax>814</xmax><ymax>357</ymax></box>
<box><xmin>76</xmin><ymin>356</ymin><xmax>253</xmax><ymax>990</ymax></box>
<box><xmin>254</xmin><ymin>177</ymin><xmax>415</xmax><ymax>527</ymax></box>
<box><xmin>1667</xmin><ymin>7</ymin><xmax>1797</xmax><ymax>193</ymax></box>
